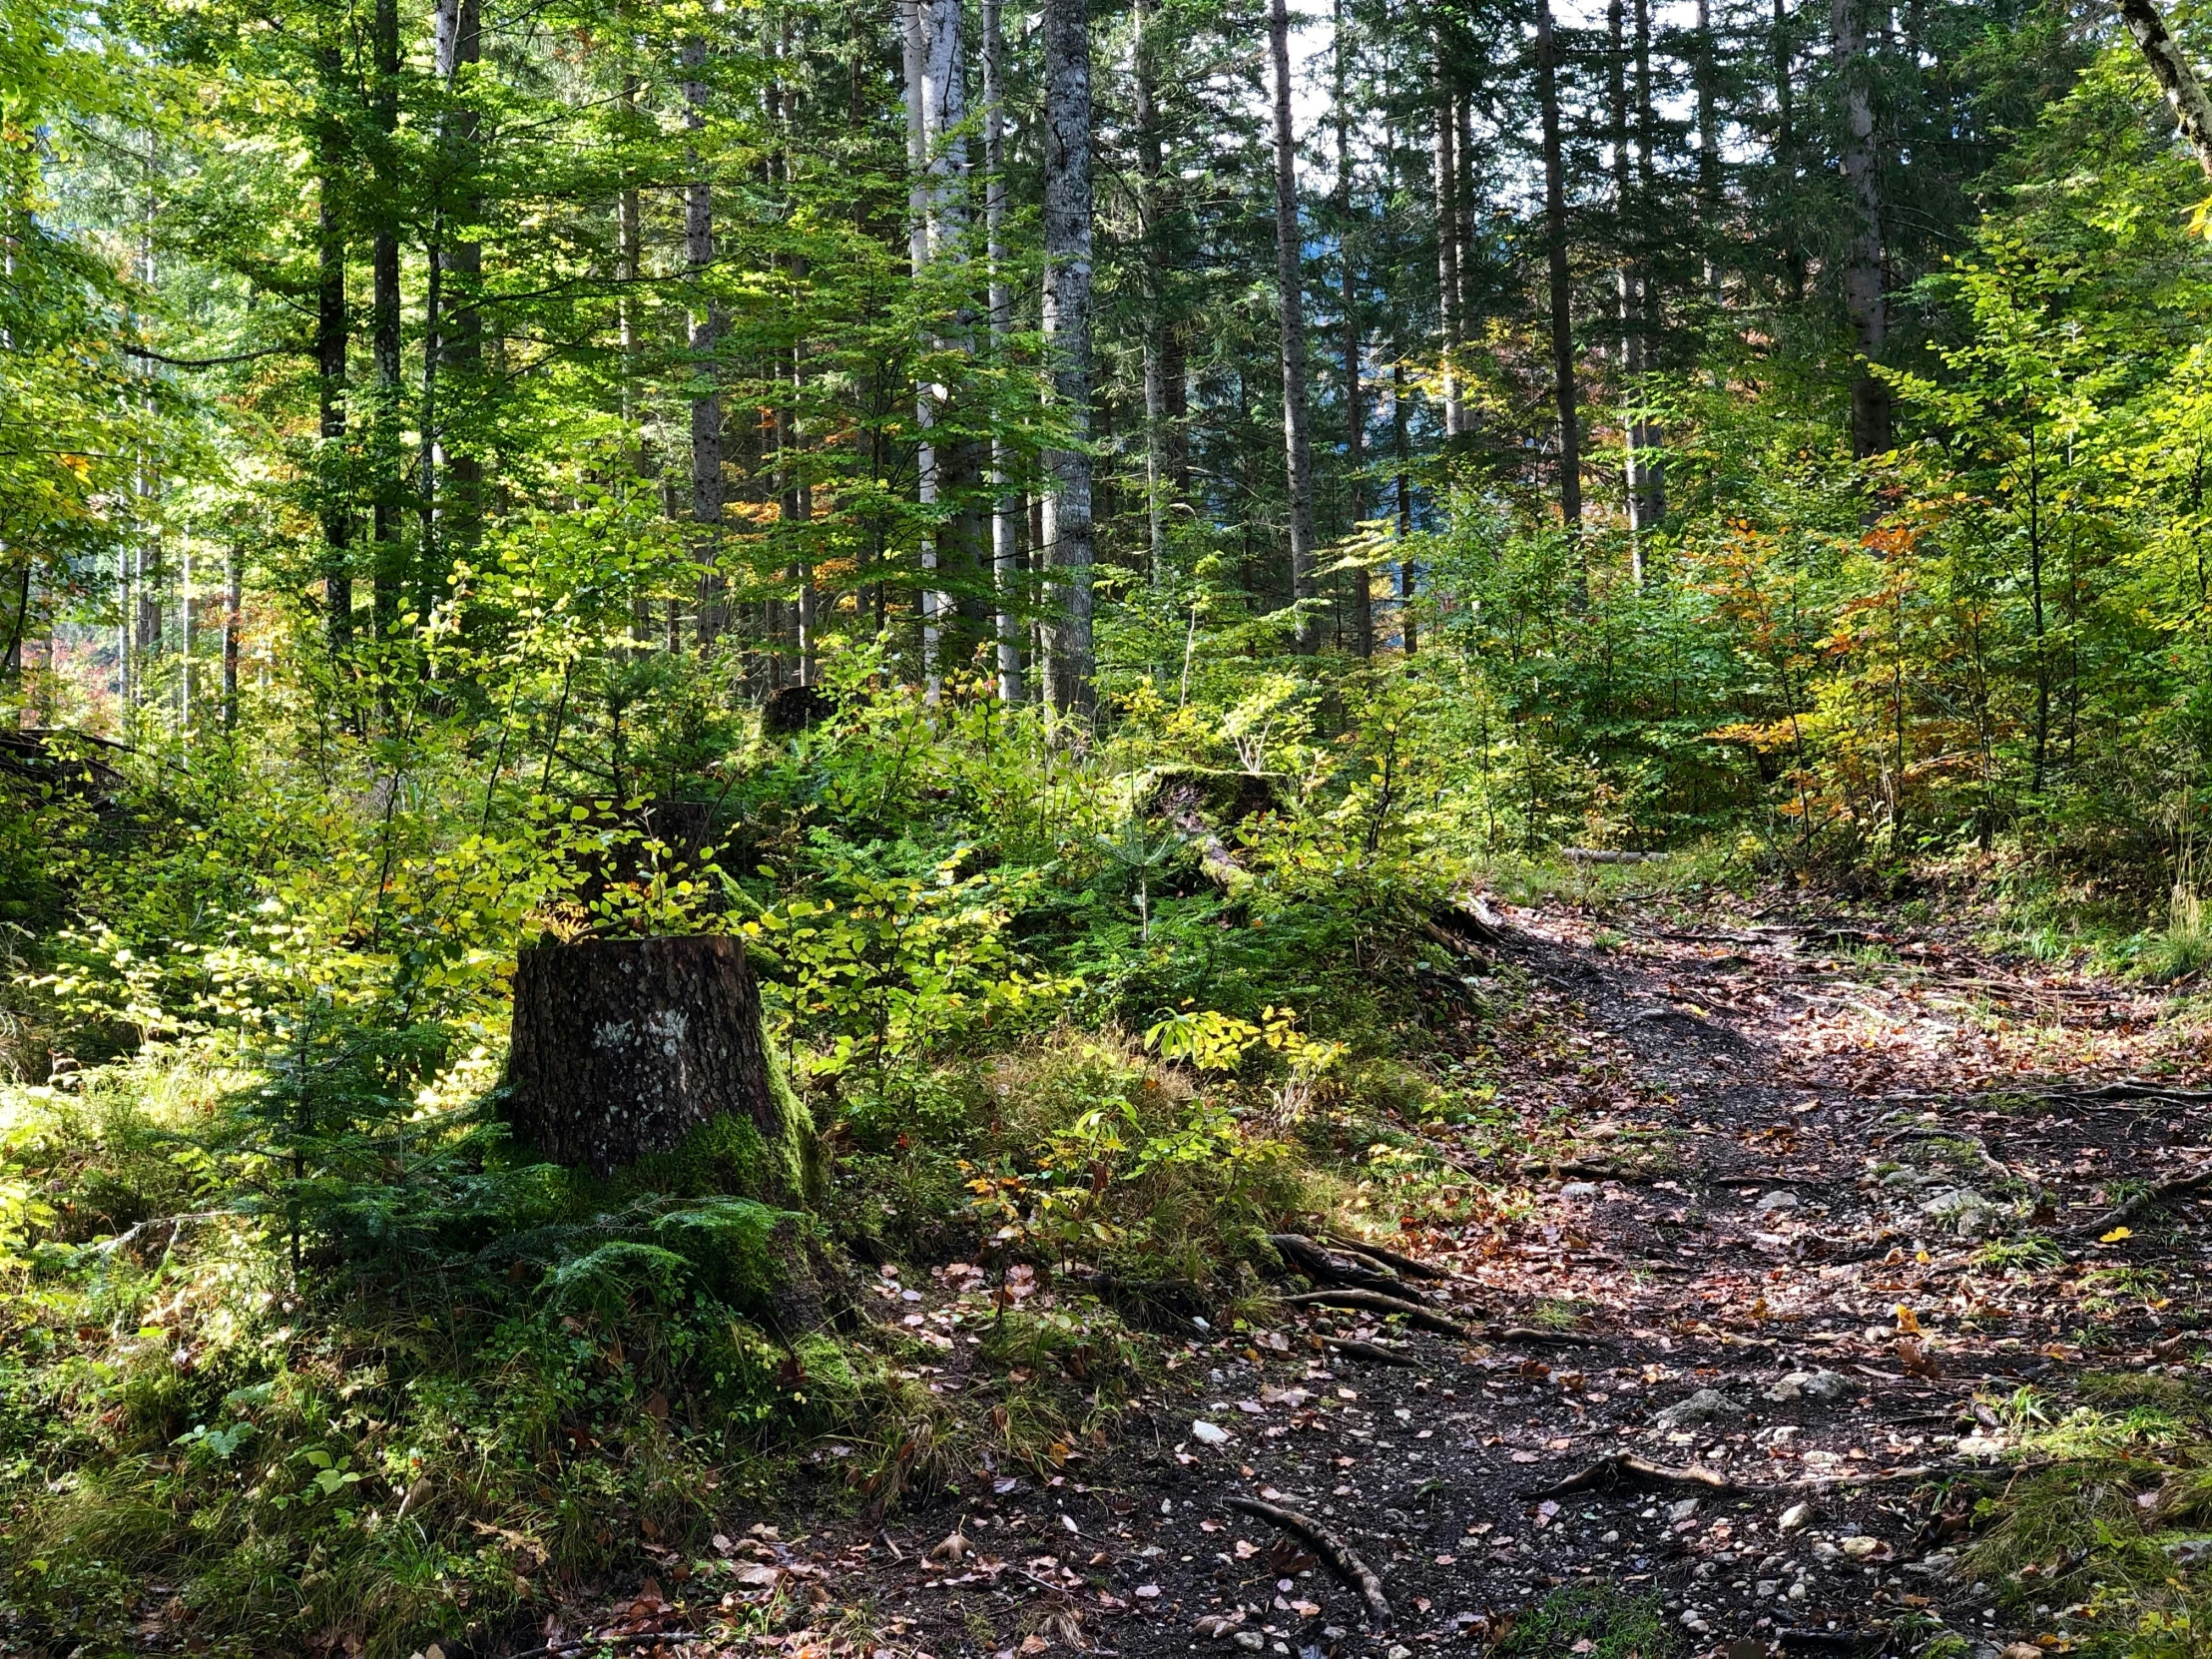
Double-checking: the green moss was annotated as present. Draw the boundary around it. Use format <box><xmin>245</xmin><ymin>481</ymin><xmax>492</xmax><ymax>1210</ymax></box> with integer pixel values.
<box><xmin>1494</xmin><ymin>1583</ymin><xmax>1679</xmax><ymax>1659</ymax></box>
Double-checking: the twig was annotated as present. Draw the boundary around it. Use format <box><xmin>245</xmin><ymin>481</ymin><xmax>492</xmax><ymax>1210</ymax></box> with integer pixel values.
<box><xmin>2073</xmin><ymin>1162</ymin><xmax>2212</xmax><ymax>1238</ymax></box>
<box><xmin>1324</xmin><ymin>1338</ymin><xmax>1421</xmax><ymax>1368</ymax></box>
<box><xmin>1224</xmin><ymin>1496</ymin><xmax>1391</xmax><ymax>1629</ymax></box>
<box><xmin>1273</xmin><ymin>1289</ymin><xmax>1478</xmax><ymax>1338</ymax></box>
<box><xmin>1528</xmin><ymin>1452</ymin><xmax>1741</xmax><ymax>1498</ymax></box>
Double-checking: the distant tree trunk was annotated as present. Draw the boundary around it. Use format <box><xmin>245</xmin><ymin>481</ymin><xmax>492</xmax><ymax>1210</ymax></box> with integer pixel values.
<box><xmin>1269</xmin><ymin>0</ymin><xmax>1318</xmax><ymax>652</ymax></box>
<box><xmin>912</xmin><ymin>0</ymin><xmax>972</xmax><ymax>695</ymax></box>
<box><xmin>1135</xmin><ymin>0</ymin><xmax>1169</xmax><ymax>591</ymax></box>
<box><xmin>1336</xmin><ymin>0</ymin><xmax>1370</xmax><ymax>657</ymax></box>
<box><xmin>1537</xmin><ymin>0</ymin><xmax>1582</xmax><ymax>533</ymax></box>
<box><xmin>1774</xmin><ymin>0</ymin><xmax>1805</xmax><ymax>302</ymax></box>
<box><xmin>2114</xmin><ymin>0</ymin><xmax>2212</xmax><ymax>176</ymax></box>
<box><xmin>222</xmin><ymin>542</ymin><xmax>242</xmax><ymax>730</ymax></box>
<box><xmin>315</xmin><ymin>50</ymin><xmax>351</xmax><ymax>657</ymax></box>
<box><xmin>1831</xmin><ymin>0</ymin><xmax>1890</xmax><ymax>459</ymax></box>
<box><xmin>984</xmin><ymin>0</ymin><xmax>1022</xmax><ymax>703</ymax></box>
<box><xmin>1393</xmin><ymin>356</ymin><xmax>1414</xmax><ymax>655</ymax></box>
<box><xmin>1609</xmin><ymin>0</ymin><xmax>1645</xmax><ymax>586</ymax></box>
<box><xmin>1430</xmin><ymin>41</ymin><xmax>1462</xmax><ymax>438</ymax></box>
<box><xmin>684</xmin><ymin>37</ymin><xmax>726</xmax><ymax>647</ymax></box>
<box><xmin>434</xmin><ymin>0</ymin><xmax>482</xmax><ymax>586</ymax></box>
<box><xmin>1041</xmin><ymin>0</ymin><xmax>1096</xmax><ymax>715</ymax></box>
<box><xmin>1633</xmin><ymin>0</ymin><xmax>1666</xmax><ymax>521</ymax></box>
<box><xmin>372</xmin><ymin>0</ymin><xmax>403</xmax><ymax>644</ymax></box>
<box><xmin>1696</xmin><ymin>0</ymin><xmax>1723</xmax><ymax>303</ymax></box>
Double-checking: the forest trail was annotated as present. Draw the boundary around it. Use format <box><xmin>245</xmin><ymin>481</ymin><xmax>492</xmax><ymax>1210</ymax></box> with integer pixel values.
<box><xmin>564</xmin><ymin>894</ymin><xmax>2212</xmax><ymax>1659</ymax></box>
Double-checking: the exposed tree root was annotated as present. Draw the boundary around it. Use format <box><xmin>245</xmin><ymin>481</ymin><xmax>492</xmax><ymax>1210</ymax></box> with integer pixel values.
<box><xmin>1272</xmin><ymin>1288</ymin><xmax>1478</xmax><ymax>1338</ymax></box>
<box><xmin>1324</xmin><ymin>1337</ymin><xmax>1421</xmax><ymax>1368</ymax></box>
<box><xmin>1224</xmin><ymin>1495</ymin><xmax>1392</xmax><ymax>1629</ymax></box>
<box><xmin>1529</xmin><ymin>1452</ymin><xmax>1742</xmax><ymax>1498</ymax></box>
<box><xmin>2074</xmin><ymin>1162</ymin><xmax>2212</xmax><ymax>1239</ymax></box>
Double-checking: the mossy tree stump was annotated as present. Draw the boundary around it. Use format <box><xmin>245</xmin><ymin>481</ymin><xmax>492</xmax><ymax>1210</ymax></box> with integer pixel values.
<box><xmin>506</xmin><ymin>933</ymin><xmax>814</xmax><ymax>1200</ymax></box>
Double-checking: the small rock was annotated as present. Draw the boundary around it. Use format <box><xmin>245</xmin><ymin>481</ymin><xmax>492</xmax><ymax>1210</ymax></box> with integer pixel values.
<box><xmin>1756</xmin><ymin>1578</ymin><xmax>1781</xmax><ymax>1598</ymax></box>
<box><xmin>1755</xmin><ymin>1190</ymin><xmax>1800</xmax><ymax>1213</ymax></box>
<box><xmin>1191</xmin><ymin>1420</ymin><xmax>1231</xmax><ymax>1446</ymax></box>
<box><xmin>1386</xmin><ymin>1646</ymin><xmax>1412</xmax><ymax>1659</ymax></box>
<box><xmin>1232</xmin><ymin>1632</ymin><xmax>1265</xmax><ymax>1651</ymax></box>
<box><xmin>1680</xmin><ymin>1610</ymin><xmax>1710</xmax><ymax>1634</ymax></box>
<box><xmin>1778</xmin><ymin>1502</ymin><xmax>1813</xmax><ymax>1532</ymax></box>
<box><xmin>1920</xmin><ymin>1186</ymin><xmax>1988</xmax><ymax>1219</ymax></box>
<box><xmin>1668</xmin><ymin>1497</ymin><xmax>1702</xmax><ymax>1521</ymax></box>
<box><xmin>1767</xmin><ymin>1368</ymin><xmax>1851</xmax><ymax>1402</ymax></box>
<box><xmin>1560</xmin><ymin>1181</ymin><xmax>1601</xmax><ymax>1200</ymax></box>
<box><xmin>1841</xmin><ymin>1535</ymin><xmax>1881</xmax><ymax>1559</ymax></box>
<box><xmin>1655</xmin><ymin>1387</ymin><xmax>1745</xmax><ymax>1430</ymax></box>
<box><xmin>1955</xmin><ymin>1208</ymin><xmax>1991</xmax><ymax>1240</ymax></box>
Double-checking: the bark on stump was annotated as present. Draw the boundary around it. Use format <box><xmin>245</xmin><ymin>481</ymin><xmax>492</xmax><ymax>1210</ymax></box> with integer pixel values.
<box><xmin>506</xmin><ymin>933</ymin><xmax>813</xmax><ymax>1198</ymax></box>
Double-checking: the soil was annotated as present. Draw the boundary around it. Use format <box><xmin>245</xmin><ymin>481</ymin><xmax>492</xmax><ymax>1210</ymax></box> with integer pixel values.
<box><xmin>539</xmin><ymin>891</ymin><xmax>2212</xmax><ymax>1659</ymax></box>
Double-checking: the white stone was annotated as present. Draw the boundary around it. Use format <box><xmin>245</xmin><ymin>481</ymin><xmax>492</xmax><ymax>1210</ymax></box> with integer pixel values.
<box><xmin>1191</xmin><ymin>1420</ymin><xmax>1231</xmax><ymax>1446</ymax></box>
<box><xmin>1779</xmin><ymin>1502</ymin><xmax>1813</xmax><ymax>1532</ymax></box>
<box><xmin>1755</xmin><ymin>1190</ymin><xmax>1801</xmax><ymax>1213</ymax></box>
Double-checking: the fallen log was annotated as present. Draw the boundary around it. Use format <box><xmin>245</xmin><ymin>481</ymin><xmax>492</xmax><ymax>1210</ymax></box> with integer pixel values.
<box><xmin>1561</xmin><ymin>847</ymin><xmax>1667</xmax><ymax>864</ymax></box>
<box><xmin>1224</xmin><ymin>1496</ymin><xmax>1391</xmax><ymax>1629</ymax></box>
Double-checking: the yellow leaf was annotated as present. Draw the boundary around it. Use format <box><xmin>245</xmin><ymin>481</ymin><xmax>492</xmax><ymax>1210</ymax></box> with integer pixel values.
<box><xmin>2100</xmin><ymin>1227</ymin><xmax>2132</xmax><ymax>1244</ymax></box>
<box><xmin>1893</xmin><ymin>1304</ymin><xmax>1922</xmax><ymax>1336</ymax></box>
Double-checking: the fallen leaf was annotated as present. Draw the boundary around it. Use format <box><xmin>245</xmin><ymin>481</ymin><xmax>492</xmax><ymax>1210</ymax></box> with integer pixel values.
<box><xmin>2101</xmin><ymin>1227</ymin><xmax>2133</xmax><ymax>1244</ymax></box>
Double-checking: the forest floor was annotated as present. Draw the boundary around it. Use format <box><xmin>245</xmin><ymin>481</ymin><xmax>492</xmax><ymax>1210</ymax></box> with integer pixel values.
<box><xmin>532</xmin><ymin>887</ymin><xmax>2212</xmax><ymax>1659</ymax></box>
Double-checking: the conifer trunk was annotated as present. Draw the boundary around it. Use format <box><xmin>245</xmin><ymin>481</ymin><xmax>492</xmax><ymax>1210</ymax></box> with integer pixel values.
<box><xmin>372</xmin><ymin>0</ymin><xmax>402</xmax><ymax>643</ymax></box>
<box><xmin>984</xmin><ymin>0</ymin><xmax>1021</xmax><ymax>702</ymax></box>
<box><xmin>315</xmin><ymin>49</ymin><xmax>351</xmax><ymax>657</ymax></box>
<box><xmin>1430</xmin><ymin>42</ymin><xmax>1461</xmax><ymax>439</ymax></box>
<box><xmin>433</xmin><ymin>0</ymin><xmax>482</xmax><ymax>583</ymax></box>
<box><xmin>1537</xmin><ymin>0</ymin><xmax>1581</xmax><ymax>531</ymax></box>
<box><xmin>1268</xmin><ymin>0</ymin><xmax>1318</xmax><ymax>652</ymax></box>
<box><xmin>1336</xmin><ymin>0</ymin><xmax>1370</xmax><ymax>657</ymax></box>
<box><xmin>684</xmin><ymin>37</ymin><xmax>726</xmax><ymax>646</ymax></box>
<box><xmin>1040</xmin><ymin>0</ymin><xmax>1096</xmax><ymax>715</ymax></box>
<box><xmin>1831</xmin><ymin>0</ymin><xmax>1890</xmax><ymax>458</ymax></box>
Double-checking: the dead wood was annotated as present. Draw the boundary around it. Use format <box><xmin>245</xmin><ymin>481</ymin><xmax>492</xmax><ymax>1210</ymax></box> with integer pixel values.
<box><xmin>1319</xmin><ymin>1231</ymin><xmax>1450</xmax><ymax>1280</ymax></box>
<box><xmin>1530</xmin><ymin>1452</ymin><xmax>1740</xmax><ymax>1497</ymax></box>
<box><xmin>1487</xmin><ymin>1326</ymin><xmax>1618</xmax><ymax>1350</ymax></box>
<box><xmin>1268</xmin><ymin>1233</ymin><xmax>1404</xmax><ymax>1293</ymax></box>
<box><xmin>1224</xmin><ymin>1496</ymin><xmax>1391</xmax><ymax>1628</ymax></box>
<box><xmin>1272</xmin><ymin>1288</ymin><xmax>1478</xmax><ymax>1338</ymax></box>
<box><xmin>2072</xmin><ymin>1162</ymin><xmax>2212</xmax><ymax>1239</ymax></box>
<box><xmin>1561</xmin><ymin>847</ymin><xmax>1667</xmax><ymax>863</ymax></box>
<box><xmin>1324</xmin><ymin>1338</ymin><xmax>1422</xmax><ymax>1368</ymax></box>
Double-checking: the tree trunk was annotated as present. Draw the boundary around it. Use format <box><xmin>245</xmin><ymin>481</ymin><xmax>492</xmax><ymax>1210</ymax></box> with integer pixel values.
<box><xmin>1269</xmin><ymin>0</ymin><xmax>1318</xmax><ymax>653</ymax></box>
<box><xmin>1393</xmin><ymin>356</ymin><xmax>1413</xmax><ymax>654</ymax></box>
<box><xmin>1774</xmin><ymin>0</ymin><xmax>1805</xmax><ymax>302</ymax></box>
<box><xmin>1831</xmin><ymin>0</ymin><xmax>1889</xmax><ymax>458</ymax></box>
<box><xmin>316</xmin><ymin>49</ymin><xmax>351</xmax><ymax>657</ymax></box>
<box><xmin>984</xmin><ymin>0</ymin><xmax>1022</xmax><ymax>702</ymax></box>
<box><xmin>372</xmin><ymin>0</ymin><xmax>403</xmax><ymax>644</ymax></box>
<box><xmin>1609</xmin><ymin>0</ymin><xmax>1638</xmax><ymax>583</ymax></box>
<box><xmin>2115</xmin><ymin>0</ymin><xmax>2212</xmax><ymax>176</ymax></box>
<box><xmin>1041</xmin><ymin>0</ymin><xmax>1096</xmax><ymax>716</ymax></box>
<box><xmin>433</xmin><ymin>0</ymin><xmax>483</xmax><ymax>586</ymax></box>
<box><xmin>1696</xmin><ymin>0</ymin><xmax>1722</xmax><ymax>303</ymax></box>
<box><xmin>1633</xmin><ymin>0</ymin><xmax>1666</xmax><ymax>521</ymax></box>
<box><xmin>1537</xmin><ymin>0</ymin><xmax>1582</xmax><ymax>533</ymax></box>
<box><xmin>1430</xmin><ymin>41</ymin><xmax>1461</xmax><ymax>439</ymax></box>
<box><xmin>684</xmin><ymin>37</ymin><xmax>727</xmax><ymax>645</ymax></box>
<box><xmin>1336</xmin><ymin>0</ymin><xmax>1370</xmax><ymax>657</ymax></box>
<box><xmin>222</xmin><ymin>541</ymin><xmax>241</xmax><ymax>729</ymax></box>
<box><xmin>505</xmin><ymin>934</ymin><xmax>816</xmax><ymax>1196</ymax></box>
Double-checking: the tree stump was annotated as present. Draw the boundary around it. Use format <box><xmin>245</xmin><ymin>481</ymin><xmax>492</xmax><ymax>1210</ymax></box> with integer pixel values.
<box><xmin>505</xmin><ymin>933</ymin><xmax>814</xmax><ymax>1197</ymax></box>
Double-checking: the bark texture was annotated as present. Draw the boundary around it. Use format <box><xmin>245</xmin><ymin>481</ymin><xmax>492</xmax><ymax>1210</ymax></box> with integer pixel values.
<box><xmin>2115</xmin><ymin>0</ymin><xmax>2212</xmax><ymax>177</ymax></box>
<box><xmin>1537</xmin><ymin>0</ymin><xmax>1582</xmax><ymax>529</ymax></box>
<box><xmin>1041</xmin><ymin>0</ymin><xmax>1096</xmax><ymax>715</ymax></box>
<box><xmin>506</xmin><ymin>934</ymin><xmax>814</xmax><ymax>1198</ymax></box>
<box><xmin>1830</xmin><ymin>0</ymin><xmax>1890</xmax><ymax>458</ymax></box>
<box><xmin>1269</xmin><ymin>0</ymin><xmax>1318</xmax><ymax>652</ymax></box>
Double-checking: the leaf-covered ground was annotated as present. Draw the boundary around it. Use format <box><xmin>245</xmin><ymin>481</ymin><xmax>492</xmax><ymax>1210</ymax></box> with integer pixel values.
<box><xmin>507</xmin><ymin>890</ymin><xmax>2212</xmax><ymax>1659</ymax></box>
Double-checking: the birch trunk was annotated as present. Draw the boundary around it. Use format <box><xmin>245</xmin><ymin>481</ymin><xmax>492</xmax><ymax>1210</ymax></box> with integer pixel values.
<box><xmin>1269</xmin><ymin>0</ymin><xmax>1318</xmax><ymax>652</ymax></box>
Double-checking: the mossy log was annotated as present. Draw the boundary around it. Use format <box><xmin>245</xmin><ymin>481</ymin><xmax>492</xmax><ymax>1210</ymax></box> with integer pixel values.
<box><xmin>506</xmin><ymin>933</ymin><xmax>816</xmax><ymax>1199</ymax></box>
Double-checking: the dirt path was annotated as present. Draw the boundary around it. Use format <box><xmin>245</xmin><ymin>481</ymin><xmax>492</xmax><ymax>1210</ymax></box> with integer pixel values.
<box><xmin>566</xmin><ymin>894</ymin><xmax>2212</xmax><ymax>1659</ymax></box>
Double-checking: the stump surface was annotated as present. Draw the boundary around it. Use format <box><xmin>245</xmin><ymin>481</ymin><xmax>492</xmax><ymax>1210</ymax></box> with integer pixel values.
<box><xmin>506</xmin><ymin>933</ymin><xmax>811</xmax><ymax>1192</ymax></box>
